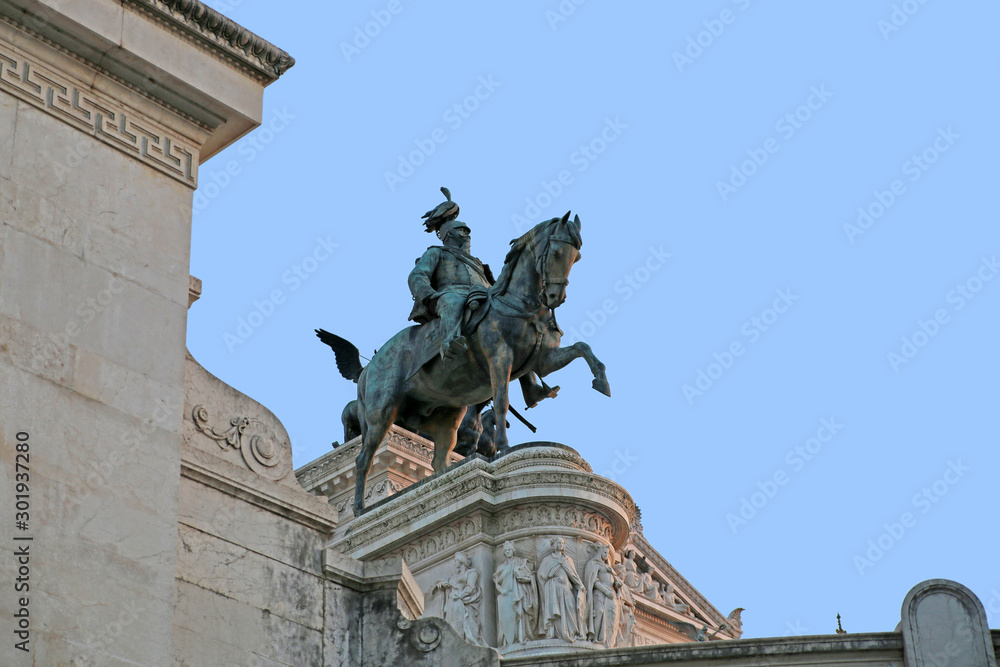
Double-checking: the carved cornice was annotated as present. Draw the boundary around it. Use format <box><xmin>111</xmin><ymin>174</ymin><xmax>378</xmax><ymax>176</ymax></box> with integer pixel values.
<box><xmin>384</xmin><ymin>503</ymin><xmax>616</xmax><ymax>570</ymax></box>
<box><xmin>0</xmin><ymin>35</ymin><xmax>199</xmax><ymax>186</ymax></box>
<box><xmin>123</xmin><ymin>0</ymin><xmax>294</xmax><ymax>81</ymax></box>
<box><xmin>332</xmin><ymin>446</ymin><xmax>635</xmax><ymax>558</ymax></box>
<box><xmin>180</xmin><ymin>447</ymin><xmax>336</xmax><ymax>533</ymax></box>
<box><xmin>629</xmin><ymin>532</ymin><xmax>733</xmax><ymax>635</ymax></box>
<box><xmin>295</xmin><ymin>427</ymin><xmax>441</xmax><ymax>492</ymax></box>
<box><xmin>0</xmin><ymin>12</ymin><xmax>212</xmax><ymax>130</ymax></box>
<box><xmin>634</xmin><ymin>607</ymin><xmax>686</xmax><ymax>639</ymax></box>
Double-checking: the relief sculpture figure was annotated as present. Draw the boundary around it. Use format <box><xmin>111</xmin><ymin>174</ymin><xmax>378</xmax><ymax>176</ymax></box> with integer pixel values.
<box><xmin>614</xmin><ymin>560</ymin><xmax>638</xmax><ymax>647</ymax></box>
<box><xmin>536</xmin><ymin>537</ymin><xmax>584</xmax><ymax>641</ymax></box>
<box><xmin>583</xmin><ymin>543</ymin><xmax>620</xmax><ymax>648</ymax></box>
<box><xmin>433</xmin><ymin>551</ymin><xmax>485</xmax><ymax>646</ymax></box>
<box><xmin>493</xmin><ymin>540</ymin><xmax>538</xmax><ymax>648</ymax></box>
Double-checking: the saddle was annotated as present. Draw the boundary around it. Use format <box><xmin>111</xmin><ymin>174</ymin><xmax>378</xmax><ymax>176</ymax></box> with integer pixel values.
<box><xmin>405</xmin><ymin>288</ymin><xmax>491</xmax><ymax>380</ymax></box>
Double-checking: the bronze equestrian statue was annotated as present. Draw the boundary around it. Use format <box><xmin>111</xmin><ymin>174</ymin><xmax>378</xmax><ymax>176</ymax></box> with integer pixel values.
<box><xmin>320</xmin><ymin>191</ymin><xmax>610</xmax><ymax>514</ymax></box>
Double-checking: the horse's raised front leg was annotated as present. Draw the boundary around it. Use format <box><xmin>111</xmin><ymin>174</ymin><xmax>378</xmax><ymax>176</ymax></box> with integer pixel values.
<box><xmin>535</xmin><ymin>342</ymin><xmax>611</xmax><ymax>397</ymax></box>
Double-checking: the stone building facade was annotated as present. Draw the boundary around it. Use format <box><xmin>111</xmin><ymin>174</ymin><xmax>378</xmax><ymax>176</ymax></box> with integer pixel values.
<box><xmin>0</xmin><ymin>1</ymin><xmax>996</xmax><ymax>665</ymax></box>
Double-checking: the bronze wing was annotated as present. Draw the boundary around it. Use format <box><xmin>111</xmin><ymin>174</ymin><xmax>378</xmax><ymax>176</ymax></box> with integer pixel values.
<box><xmin>315</xmin><ymin>329</ymin><xmax>364</xmax><ymax>382</ymax></box>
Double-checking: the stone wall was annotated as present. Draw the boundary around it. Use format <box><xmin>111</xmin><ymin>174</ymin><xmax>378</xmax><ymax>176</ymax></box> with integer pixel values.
<box><xmin>0</xmin><ymin>8</ymin><xmax>195</xmax><ymax>663</ymax></box>
<box><xmin>1</xmin><ymin>3</ymin><xmax>996</xmax><ymax>667</ymax></box>
<box><xmin>0</xmin><ymin>0</ymin><xmax>290</xmax><ymax>663</ymax></box>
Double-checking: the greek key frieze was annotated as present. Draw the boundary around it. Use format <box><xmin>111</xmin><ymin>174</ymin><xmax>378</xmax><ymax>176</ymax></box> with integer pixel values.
<box><xmin>0</xmin><ymin>39</ymin><xmax>198</xmax><ymax>187</ymax></box>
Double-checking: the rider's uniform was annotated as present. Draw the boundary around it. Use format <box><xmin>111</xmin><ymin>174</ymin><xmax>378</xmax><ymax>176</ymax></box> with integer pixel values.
<box><xmin>407</xmin><ymin>246</ymin><xmax>492</xmax><ymax>347</ymax></box>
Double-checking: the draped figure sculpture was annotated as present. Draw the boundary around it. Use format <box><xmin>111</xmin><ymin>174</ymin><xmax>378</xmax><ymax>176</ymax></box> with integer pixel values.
<box><xmin>536</xmin><ymin>537</ymin><xmax>584</xmax><ymax>641</ymax></box>
<box><xmin>493</xmin><ymin>541</ymin><xmax>538</xmax><ymax>648</ymax></box>
<box><xmin>613</xmin><ymin>560</ymin><xmax>638</xmax><ymax>647</ymax></box>
<box><xmin>433</xmin><ymin>551</ymin><xmax>485</xmax><ymax>646</ymax></box>
<box><xmin>583</xmin><ymin>543</ymin><xmax>620</xmax><ymax>648</ymax></box>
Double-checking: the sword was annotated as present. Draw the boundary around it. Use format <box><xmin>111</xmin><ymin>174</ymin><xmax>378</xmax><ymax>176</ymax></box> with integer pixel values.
<box><xmin>508</xmin><ymin>405</ymin><xmax>537</xmax><ymax>433</ymax></box>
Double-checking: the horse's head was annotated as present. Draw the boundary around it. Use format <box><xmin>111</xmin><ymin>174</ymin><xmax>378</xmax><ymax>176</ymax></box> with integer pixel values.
<box><xmin>495</xmin><ymin>211</ymin><xmax>583</xmax><ymax>311</ymax></box>
<box><xmin>537</xmin><ymin>211</ymin><xmax>582</xmax><ymax>309</ymax></box>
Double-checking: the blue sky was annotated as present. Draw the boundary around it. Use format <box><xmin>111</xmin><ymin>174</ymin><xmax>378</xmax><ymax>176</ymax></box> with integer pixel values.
<box><xmin>191</xmin><ymin>0</ymin><xmax>1000</xmax><ymax>639</ymax></box>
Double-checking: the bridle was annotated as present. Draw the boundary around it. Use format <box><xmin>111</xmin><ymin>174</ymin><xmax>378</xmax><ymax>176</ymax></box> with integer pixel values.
<box><xmin>536</xmin><ymin>226</ymin><xmax>578</xmax><ymax>295</ymax></box>
<box><xmin>490</xmin><ymin>219</ymin><xmax>579</xmax><ymax>317</ymax></box>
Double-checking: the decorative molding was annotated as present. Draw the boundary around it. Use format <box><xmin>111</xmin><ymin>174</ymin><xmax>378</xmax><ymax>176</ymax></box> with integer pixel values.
<box><xmin>123</xmin><ymin>0</ymin><xmax>294</xmax><ymax>81</ymax></box>
<box><xmin>0</xmin><ymin>37</ymin><xmax>199</xmax><ymax>187</ymax></box>
<box><xmin>901</xmin><ymin>579</ymin><xmax>997</xmax><ymax>667</ymax></box>
<box><xmin>0</xmin><ymin>12</ymin><xmax>213</xmax><ymax>130</ymax></box>
<box><xmin>322</xmin><ymin>550</ymin><xmax>424</xmax><ymax>619</ymax></box>
<box><xmin>390</xmin><ymin>515</ymin><xmax>485</xmax><ymax>568</ymax></box>
<box><xmin>490</xmin><ymin>442</ymin><xmax>594</xmax><ymax>474</ymax></box>
<box><xmin>191</xmin><ymin>404</ymin><xmax>289</xmax><ymax>480</ymax></box>
<box><xmin>629</xmin><ymin>533</ymin><xmax>732</xmax><ymax>635</ymax></box>
<box><xmin>398</xmin><ymin>618</ymin><xmax>443</xmax><ymax>653</ymax></box>
<box><xmin>385</xmin><ymin>428</ymin><xmax>437</xmax><ymax>458</ymax></box>
<box><xmin>334</xmin><ymin>478</ymin><xmax>403</xmax><ymax>518</ymax></box>
<box><xmin>334</xmin><ymin>448</ymin><xmax>635</xmax><ymax>558</ymax></box>
<box><xmin>180</xmin><ymin>450</ymin><xmax>337</xmax><ymax>533</ymax></box>
<box><xmin>295</xmin><ymin>427</ymin><xmax>439</xmax><ymax>492</ymax></box>
<box><xmin>188</xmin><ymin>275</ymin><xmax>202</xmax><ymax>309</ymax></box>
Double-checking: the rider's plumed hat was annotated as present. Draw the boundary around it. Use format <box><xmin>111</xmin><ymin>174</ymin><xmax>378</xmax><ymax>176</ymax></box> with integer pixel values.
<box><xmin>421</xmin><ymin>186</ymin><xmax>460</xmax><ymax>233</ymax></box>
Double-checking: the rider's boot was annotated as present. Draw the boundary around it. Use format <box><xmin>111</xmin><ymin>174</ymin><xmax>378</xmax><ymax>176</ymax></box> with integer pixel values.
<box><xmin>521</xmin><ymin>377</ymin><xmax>560</xmax><ymax>409</ymax></box>
<box><xmin>441</xmin><ymin>335</ymin><xmax>468</xmax><ymax>360</ymax></box>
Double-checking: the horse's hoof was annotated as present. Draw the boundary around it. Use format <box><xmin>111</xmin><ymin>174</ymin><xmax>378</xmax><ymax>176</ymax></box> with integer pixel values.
<box><xmin>592</xmin><ymin>378</ymin><xmax>611</xmax><ymax>397</ymax></box>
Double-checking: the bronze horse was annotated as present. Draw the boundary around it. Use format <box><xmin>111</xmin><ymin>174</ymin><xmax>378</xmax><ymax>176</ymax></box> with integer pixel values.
<box><xmin>337</xmin><ymin>212</ymin><xmax>610</xmax><ymax>513</ymax></box>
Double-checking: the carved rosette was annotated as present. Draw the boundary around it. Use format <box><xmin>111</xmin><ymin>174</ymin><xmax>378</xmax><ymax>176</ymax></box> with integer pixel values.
<box><xmin>398</xmin><ymin>617</ymin><xmax>444</xmax><ymax>652</ymax></box>
<box><xmin>191</xmin><ymin>404</ymin><xmax>291</xmax><ymax>480</ymax></box>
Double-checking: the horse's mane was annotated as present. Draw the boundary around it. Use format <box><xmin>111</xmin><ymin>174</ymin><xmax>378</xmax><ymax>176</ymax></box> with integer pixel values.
<box><xmin>491</xmin><ymin>217</ymin><xmax>581</xmax><ymax>297</ymax></box>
